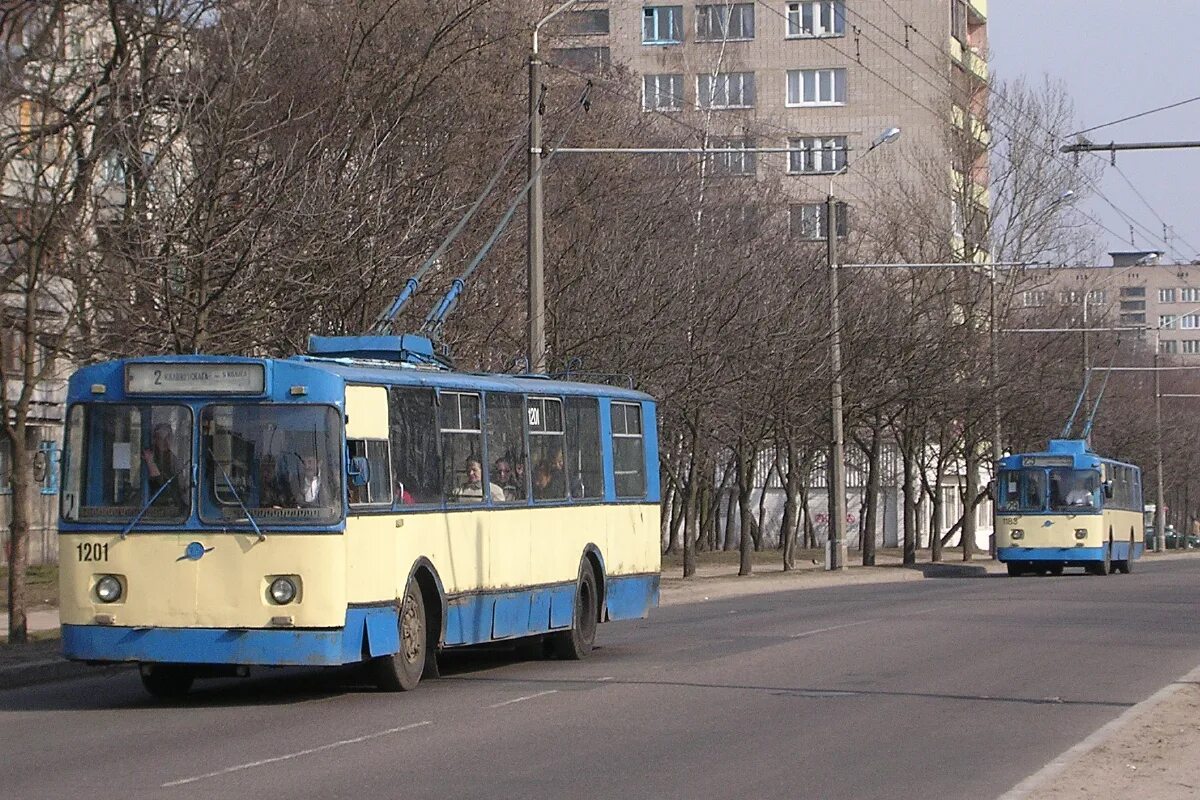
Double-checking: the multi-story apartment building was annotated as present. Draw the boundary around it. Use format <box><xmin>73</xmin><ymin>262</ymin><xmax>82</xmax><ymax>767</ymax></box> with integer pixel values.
<box><xmin>550</xmin><ymin>1</ymin><xmax>990</xmax><ymax>251</ymax></box>
<box><xmin>1020</xmin><ymin>252</ymin><xmax>1200</xmax><ymax>358</ymax></box>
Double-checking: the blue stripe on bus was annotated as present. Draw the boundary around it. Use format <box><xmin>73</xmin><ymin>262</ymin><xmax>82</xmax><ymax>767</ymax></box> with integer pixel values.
<box><xmin>63</xmin><ymin>574</ymin><xmax>661</xmax><ymax>666</ymax></box>
<box><xmin>997</xmin><ymin>543</ymin><xmax>1144</xmax><ymax>562</ymax></box>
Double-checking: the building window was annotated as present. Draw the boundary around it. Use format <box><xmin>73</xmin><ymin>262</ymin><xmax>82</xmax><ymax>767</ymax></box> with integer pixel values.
<box><xmin>1161</xmin><ymin>315</ymin><xmax>1176</xmax><ymax>329</ymax></box>
<box><xmin>787</xmin><ymin>136</ymin><xmax>847</xmax><ymax>174</ymax></box>
<box><xmin>1160</xmin><ymin>340</ymin><xmax>1180</xmax><ymax>354</ymax></box>
<box><xmin>951</xmin><ymin>0</ymin><xmax>968</xmax><ymax>45</ymax></box>
<box><xmin>1119</xmin><ymin>313</ymin><xmax>1146</xmax><ymax>326</ymax></box>
<box><xmin>1184</xmin><ymin>340</ymin><xmax>1200</xmax><ymax>354</ymax></box>
<box><xmin>1087</xmin><ymin>290</ymin><xmax>1106</xmax><ymax>305</ymax></box>
<box><xmin>1182</xmin><ymin>288</ymin><xmax>1200</xmax><ymax>303</ymax></box>
<box><xmin>565</xmin><ymin>9</ymin><xmax>610</xmax><ymax>35</ymax></box>
<box><xmin>1022</xmin><ymin>290</ymin><xmax>1050</xmax><ymax>308</ymax></box>
<box><xmin>1159</xmin><ymin>287</ymin><xmax>1177</xmax><ymax>303</ymax></box>
<box><xmin>698</xmin><ymin>71</ymin><xmax>756</xmax><ymax>109</ymax></box>
<box><xmin>643</xmin><ymin>6</ymin><xmax>683</xmax><ymax>44</ymax></box>
<box><xmin>696</xmin><ymin>4</ymin><xmax>754</xmax><ymax>41</ymax></box>
<box><xmin>1119</xmin><ymin>300</ymin><xmax>1145</xmax><ymax>312</ymax></box>
<box><xmin>709</xmin><ymin>137</ymin><xmax>756</xmax><ymax>176</ymax></box>
<box><xmin>786</xmin><ymin>1</ymin><xmax>845</xmax><ymax>37</ymax></box>
<box><xmin>1182</xmin><ymin>315</ymin><xmax>1200</xmax><ymax>330</ymax></box>
<box><xmin>643</xmin><ymin>74</ymin><xmax>684</xmax><ymax>111</ymax></box>
<box><xmin>1119</xmin><ymin>286</ymin><xmax>1146</xmax><ymax>298</ymax></box>
<box><xmin>550</xmin><ymin>46</ymin><xmax>610</xmax><ymax>73</ymax></box>
<box><xmin>786</xmin><ymin>68</ymin><xmax>847</xmax><ymax>106</ymax></box>
<box><xmin>789</xmin><ymin>202</ymin><xmax>848</xmax><ymax>240</ymax></box>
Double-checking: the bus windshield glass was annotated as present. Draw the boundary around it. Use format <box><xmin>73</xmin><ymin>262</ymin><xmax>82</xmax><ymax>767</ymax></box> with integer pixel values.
<box><xmin>200</xmin><ymin>404</ymin><xmax>343</xmax><ymax>525</ymax></box>
<box><xmin>1048</xmin><ymin>468</ymin><xmax>1100</xmax><ymax>512</ymax></box>
<box><xmin>997</xmin><ymin>469</ymin><xmax>1048</xmax><ymax>513</ymax></box>
<box><xmin>61</xmin><ymin>404</ymin><xmax>193</xmax><ymax>523</ymax></box>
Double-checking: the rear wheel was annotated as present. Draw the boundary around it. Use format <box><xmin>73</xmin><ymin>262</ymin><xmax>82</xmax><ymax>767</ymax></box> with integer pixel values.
<box><xmin>1049</xmin><ymin>565</ymin><xmax>1064</xmax><ymax>576</ymax></box>
<box><xmin>369</xmin><ymin>581</ymin><xmax>426</xmax><ymax>691</ymax></box>
<box><xmin>1117</xmin><ymin>532</ymin><xmax>1135</xmax><ymax>574</ymax></box>
<box><xmin>551</xmin><ymin>562</ymin><xmax>598</xmax><ymax>660</ymax></box>
<box><xmin>139</xmin><ymin>664</ymin><xmax>194</xmax><ymax>699</ymax></box>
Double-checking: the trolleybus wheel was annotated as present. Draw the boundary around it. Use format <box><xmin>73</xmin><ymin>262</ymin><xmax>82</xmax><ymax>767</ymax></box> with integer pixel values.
<box><xmin>1049</xmin><ymin>565</ymin><xmax>1064</xmax><ymax>576</ymax></box>
<box><xmin>139</xmin><ymin>663</ymin><xmax>194</xmax><ymax>699</ymax></box>
<box><xmin>1118</xmin><ymin>532</ymin><xmax>1135</xmax><ymax>574</ymax></box>
<box><xmin>1089</xmin><ymin>539</ymin><xmax>1113</xmax><ymax>576</ymax></box>
<box><xmin>370</xmin><ymin>582</ymin><xmax>426</xmax><ymax>692</ymax></box>
<box><xmin>551</xmin><ymin>561</ymin><xmax>598</xmax><ymax>660</ymax></box>
<box><xmin>1006</xmin><ymin>563</ymin><xmax>1024</xmax><ymax>577</ymax></box>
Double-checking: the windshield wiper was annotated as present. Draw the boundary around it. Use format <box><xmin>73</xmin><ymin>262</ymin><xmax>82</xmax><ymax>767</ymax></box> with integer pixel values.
<box><xmin>120</xmin><ymin>474</ymin><xmax>178</xmax><ymax>540</ymax></box>
<box><xmin>208</xmin><ymin>450</ymin><xmax>265</xmax><ymax>541</ymax></box>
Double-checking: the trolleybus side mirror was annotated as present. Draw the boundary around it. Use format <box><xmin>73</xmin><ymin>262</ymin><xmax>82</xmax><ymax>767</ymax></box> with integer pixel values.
<box><xmin>1103</xmin><ymin>481</ymin><xmax>1113</xmax><ymax>499</ymax></box>
<box><xmin>348</xmin><ymin>455</ymin><xmax>370</xmax><ymax>487</ymax></box>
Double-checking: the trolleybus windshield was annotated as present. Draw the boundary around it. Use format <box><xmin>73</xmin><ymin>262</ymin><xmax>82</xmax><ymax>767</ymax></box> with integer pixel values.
<box><xmin>1048</xmin><ymin>468</ymin><xmax>1100</xmax><ymax>511</ymax></box>
<box><xmin>200</xmin><ymin>404</ymin><xmax>342</xmax><ymax>525</ymax></box>
<box><xmin>62</xmin><ymin>404</ymin><xmax>193</xmax><ymax>523</ymax></box>
<box><xmin>997</xmin><ymin>469</ymin><xmax>1048</xmax><ymax>513</ymax></box>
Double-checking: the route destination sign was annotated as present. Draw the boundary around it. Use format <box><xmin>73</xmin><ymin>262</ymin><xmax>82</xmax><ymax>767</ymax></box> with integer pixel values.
<box><xmin>126</xmin><ymin>363</ymin><xmax>266</xmax><ymax>395</ymax></box>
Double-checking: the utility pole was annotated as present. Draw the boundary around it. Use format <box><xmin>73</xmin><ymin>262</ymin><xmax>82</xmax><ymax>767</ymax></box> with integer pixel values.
<box><xmin>527</xmin><ymin>50</ymin><xmax>545</xmax><ymax>373</ymax></box>
<box><xmin>1154</xmin><ymin>331</ymin><xmax>1166</xmax><ymax>552</ymax></box>
<box><xmin>989</xmin><ymin>263</ymin><xmax>1001</xmax><ymax>558</ymax></box>
<box><xmin>827</xmin><ymin>193</ymin><xmax>847</xmax><ymax>571</ymax></box>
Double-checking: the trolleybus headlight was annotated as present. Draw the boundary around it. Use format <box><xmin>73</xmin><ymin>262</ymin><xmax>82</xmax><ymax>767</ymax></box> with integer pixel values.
<box><xmin>269</xmin><ymin>577</ymin><xmax>298</xmax><ymax>605</ymax></box>
<box><xmin>1010</xmin><ymin>529</ymin><xmax>1024</xmax><ymax>540</ymax></box>
<box><xmin>95</xmin><ymin>575</ymin><xmax>123</xmax><ymax>603</ymax></box>
<box><xmin>1075</xmin><ymin>529</ymin><xmax>1088</xmax><ymax>540</ymax></box>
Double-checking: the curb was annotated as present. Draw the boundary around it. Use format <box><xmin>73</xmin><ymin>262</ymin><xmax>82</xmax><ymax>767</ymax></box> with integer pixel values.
<box><xmin>997</xmin><ymin>661</ymin><xmax>1200</xmax><ymax>799</ymax></box>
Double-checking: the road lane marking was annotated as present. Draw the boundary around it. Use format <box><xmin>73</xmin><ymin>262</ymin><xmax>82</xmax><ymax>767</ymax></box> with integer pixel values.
<box><xmin>597</xmin><ymin>676</ymin><xmax>614</xmax><ymax>681</ymax></box>
<box><xmin>789</xmin><ymin>620</ymin><xmax>874</xmax><ymax>638</ymax></box>
<box><xmin>488</xmin><ymin>690</ymin><xmax>558</xmax><ymax>708</ymax></box>
<box><xmin>161</xmin><ymin>720</ymin><xmax>431</xmax><ymax>788</ymax></box>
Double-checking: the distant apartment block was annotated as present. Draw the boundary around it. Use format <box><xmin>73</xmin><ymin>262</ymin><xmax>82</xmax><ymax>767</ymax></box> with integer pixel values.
<box><xmin>550</xmin><ymin>1</ymin><xmax>990</xmax><ymax>250</ymax></box>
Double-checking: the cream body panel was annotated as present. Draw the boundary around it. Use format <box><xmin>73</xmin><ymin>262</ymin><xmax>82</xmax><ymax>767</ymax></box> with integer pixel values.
<box><xmin>59</xmin><ymin>532</ymin><xmax>347</xmax><ymax>628</ymax></box>
<box><xmin>996</xmin><ymin>509</ymin><xmax>1143</xmax><ymax>549</ymax></box>
<box><xmin>343</xmin><ymin>504</ymin><xmax>661</xmax><ymax>604</ymax></box>
<box><xmin>345</xmin><ymin>385</ymin><xmax>389</xmax><ymax>439</ymax></box>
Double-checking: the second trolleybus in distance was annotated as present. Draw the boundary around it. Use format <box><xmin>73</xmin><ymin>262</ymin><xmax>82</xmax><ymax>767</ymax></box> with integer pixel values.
<box><xmin>994</xmin><ymin>439</ymin><xmax>1143</xmax><ymax>576</ymax></box>
<box><xmin>57</xmin><ymin>335</ymin><xmax>661</xmax><ymax>697</ymax></box>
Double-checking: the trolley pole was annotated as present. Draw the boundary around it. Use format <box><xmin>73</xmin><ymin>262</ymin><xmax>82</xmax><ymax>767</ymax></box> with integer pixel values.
<box><xmin>827</xmin><ymin>192</ymin><xmax>847</xmax><ymax>571</ymax></box>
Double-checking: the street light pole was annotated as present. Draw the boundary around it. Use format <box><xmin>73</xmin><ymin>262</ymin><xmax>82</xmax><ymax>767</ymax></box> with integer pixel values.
<box><xmin>528</xmin><ymin>1</ymin><xmax>582</xmax><ymax>373</ymax></box>
<box><xmin>827</xmin><ymin>192</ymin><xmax>847</xmax><ymax>570</ymax></box>
<box><xmin>825</xmin><ymin>127</ymin><xmax>900</xmax><ymax>571</ymax></box>
<box><xmin>1154</xmin><ymin>330</ymin><xmax>1166</xmax><ymax>552</ymax></box>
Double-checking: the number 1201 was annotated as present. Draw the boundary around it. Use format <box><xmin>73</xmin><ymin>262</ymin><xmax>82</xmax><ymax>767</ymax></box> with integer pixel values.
<box><xmin>77</xmin><ymin>542</ymin><xmax>109</xmax><ymax>562</ymax></box>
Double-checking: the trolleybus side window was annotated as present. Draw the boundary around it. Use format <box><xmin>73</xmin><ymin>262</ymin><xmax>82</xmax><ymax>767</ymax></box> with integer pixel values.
<box><xmin>388</xmin><ymin>387</ymin><xmax>441</xmax><ymax>505</ymax></box>
<box><xmin>442</xmin><ymin>391</ymin><xmax>491</xmax><ymax>504</ymax></box>
<box><xmin>611</xmin><ymin>401</ymin><xmax>646</xmax><ymax>498</ymax></box>
<box><xmin>565</xmin><ymin>397</ymin><xmax>603</xmax><ymax>500</ymax></box>
<box><xmin>62</xmin><ymin>404</ymin><xmax>192</xmax><ymax>522</ymax></box>
<box><xmin>485</xmin><ymin>392</ymin><xmax>527</xmax><ymax>503</ymax></box>
<box><xmin>1048</xmin><ymin>467</ymin><xmax>1098</xmax><ymax>511</ymax></box>
<box><xmin>348</xmin><ymin>439</ymin><xmax>391</xmax><ymax>506</ymax></box>
<box><xmin>200</xmin><ymin>404</ymin><xmax>342</xmax><ymax>524</ymax></box>
<box><xmin>527</xmin><ymin>396</ymin><xmax>567</xmax><ymax>501</ymax></box>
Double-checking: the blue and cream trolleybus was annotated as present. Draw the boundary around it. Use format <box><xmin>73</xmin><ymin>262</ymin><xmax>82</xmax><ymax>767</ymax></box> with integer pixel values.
<box><xmin>58</xmin><ymin>335</ymin><xmax>661</xmax><ymax>697</ymax></box>
<box><xmin>994</xmin><ymin>439</ymin><xmax>1143</xmax><ymax>576</ymax></box>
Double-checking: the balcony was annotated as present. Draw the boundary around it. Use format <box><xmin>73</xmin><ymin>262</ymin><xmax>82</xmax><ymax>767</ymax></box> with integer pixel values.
<box><xmin>968</xmin><ymin>0</ymin><xmax>987</xmax><ymax>23</ymax></box>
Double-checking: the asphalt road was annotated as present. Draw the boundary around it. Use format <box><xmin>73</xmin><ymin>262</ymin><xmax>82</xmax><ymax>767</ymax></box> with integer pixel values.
<box><xmin>4</xmin><ymin>560</ymin><xmax>1200</xmax><ymax>800</ymax></box>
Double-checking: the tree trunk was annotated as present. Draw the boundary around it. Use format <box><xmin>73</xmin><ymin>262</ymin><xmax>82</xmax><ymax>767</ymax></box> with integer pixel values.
<box><xmin>962</xmin><ymin>436</ymin><xmax>979</xmax><ymax>562</ymax></box>
<box><xmin>862</xmin><ymin>423</ymin><xmax>881</xmax><ymax>566</ymax></box>
<box><xmin>902</xmin><ymin>435</ymin><xmax>918</xmax><ymax>566</ymax></box>
<box><xmin>781</xmin><ymin>440</ymin><xmax>801</xmax><ymax>570</ymax></box>
<box><xmin>736</xmin><ymin>440</ymin><xmax>756</xmax><ymax>576</ymax></box>
<box><xmin>6</xmin><ymin>422</ymin><xmax>33</xmax><ymax>643</ymax></box>
<box><xmin>682</xmin><ymin>445</ymin><xmax>699</xmax><ymax>578</ymax></box>
<box><xmin>929</xmin><ymin>468</ymin><xmax>945</xmax><ymax>563</ymax></box>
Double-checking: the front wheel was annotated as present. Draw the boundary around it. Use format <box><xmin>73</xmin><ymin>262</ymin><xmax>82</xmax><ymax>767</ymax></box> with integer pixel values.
<box><xmin>369</xmin><ymin>582</ymin><xmax>426</xmax><ymax>691</ymax></box>
<box><xmin>551</xmin><ymin>562</ymin><xmax>598</xmax><ymax>660</ymax></box>
<box><xmin>1006</xmin><ymin>563</ymin><xmax>1024</xmax><ymax>577</ymax></box>
<box><xmin>140</xmin><ymin>663</ymin><xmax>194</xmax><ymax>699</ymax></box>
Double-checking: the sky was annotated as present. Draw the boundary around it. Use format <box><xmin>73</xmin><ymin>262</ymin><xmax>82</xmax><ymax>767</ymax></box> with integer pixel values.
<box><xmin>989</xmin><ymin>0</ymin><xmax>1200</xmax><ymax>265</ymax></box>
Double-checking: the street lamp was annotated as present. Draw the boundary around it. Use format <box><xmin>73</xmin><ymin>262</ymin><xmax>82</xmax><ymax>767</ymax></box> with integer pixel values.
<box><xmin>826</xmin><ymin>127</ymin><xmax>901</xmax><ymax>571</ymax></box>
<box><xmin>527</xmin><ymin>0</ymin><xmax>584</xmax><ymax>374</ymax></box>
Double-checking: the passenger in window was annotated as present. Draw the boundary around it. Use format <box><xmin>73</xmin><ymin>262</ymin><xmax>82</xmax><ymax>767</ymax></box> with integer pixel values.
<box><xmin>257</xmin><ymin>455</ymin><xmax>286</xmax><ymax>507</ymax></box>
<box><xmin>393</xmin><ymin>481</ymin><xmax>415</xmax><ymax>505</ymax></box>
<box><xmin>512</xmin><ymin>457</ymin><xmax>527</xmax><ymax>499</ymax></box>
<box><xmin>451</xmin><ymin>458</ymin><xmax>504</xmax><ymax>503</ymax></box>
<box><xmin>291</xmin><ymin>454</ymin><xmax>333</xmax><ymax>507</ymax></box>
<box><xmin>1065</xmin><ymin>480</ymin><xmax>1094</xmax><ymax>507</ymax></box>
<box><xmin>142</xmin><ymin>423</ymin><xmax>184</xmax><ymax>508</ymax></box>
<box><xmin>532</xmin><ymin>458</ymin><xmax>565</xmax><ymax>500</ymax></box>
<box><xmin>493</xmin><ymin>456</ymin><xmax>519</xmax><ymax>501</ymax></box>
